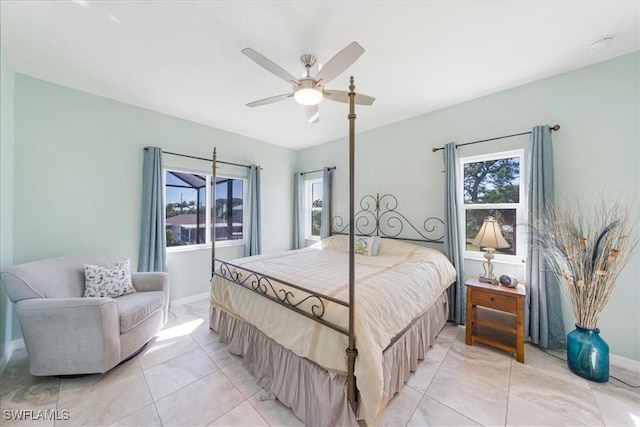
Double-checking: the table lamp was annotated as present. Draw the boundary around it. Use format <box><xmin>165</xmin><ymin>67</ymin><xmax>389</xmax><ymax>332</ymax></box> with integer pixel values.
<box><xmin>472</xmin><ymin>217</ymin><xmax>510</xmax><ymax>284</ymax></box>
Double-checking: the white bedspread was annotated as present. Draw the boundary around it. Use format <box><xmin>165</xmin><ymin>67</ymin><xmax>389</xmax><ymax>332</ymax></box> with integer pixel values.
<box><xmin>209</xmin><ymin>236</ymin><xmax>456</xmax><ymax>425</ymax></box>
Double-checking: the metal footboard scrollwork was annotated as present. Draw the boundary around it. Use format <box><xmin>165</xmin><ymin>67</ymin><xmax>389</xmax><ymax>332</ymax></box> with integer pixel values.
<box><xmin>332</xmin><ymin>193</ymin><xmax>445</xmax><ymax>243</ymax></box>
<box><xmin>213</xmin><ymin>259</ymin><xmax>350</xmax><ymax>336</ymax></box>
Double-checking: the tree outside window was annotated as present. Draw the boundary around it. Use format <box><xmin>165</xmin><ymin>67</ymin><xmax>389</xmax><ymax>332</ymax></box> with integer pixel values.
<box><xmin>460</xmin><ymin>151</ymin><xmax>524</xmax><ymax>257</ymax></box>
<box><xmin>307</xmin><ymin>179</ymin><xmax>323</xmax><ymax>239</ymax></box>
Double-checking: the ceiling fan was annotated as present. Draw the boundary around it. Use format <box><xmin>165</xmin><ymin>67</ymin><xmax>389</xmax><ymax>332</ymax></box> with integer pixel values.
<box><xmin>242</xmin><ymin>41</ymin><xmax>375</xmax><ymax>123</ymax></box>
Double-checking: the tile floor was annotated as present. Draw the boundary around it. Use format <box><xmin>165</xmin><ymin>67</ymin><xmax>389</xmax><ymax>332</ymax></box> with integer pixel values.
<box><xmin>1</xmin><ymin>297</ymin><xmax>638</xmax><ymax>426</ymax></box>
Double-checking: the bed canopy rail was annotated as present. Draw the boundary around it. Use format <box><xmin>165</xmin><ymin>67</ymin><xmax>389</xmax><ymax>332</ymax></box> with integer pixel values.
<box><xmin>332</xmin><ymin>193</ymin><xmax>445</xmax><ymax>244</ymax></box>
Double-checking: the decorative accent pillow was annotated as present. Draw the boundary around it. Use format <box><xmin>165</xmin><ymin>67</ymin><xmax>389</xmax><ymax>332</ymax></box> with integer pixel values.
<box><xmin>83</xmin><ymin>259</ymin><xmax>136</xmax><ymax>298</ymax></box>
<box><xmin>355</xmin><ymin>236</ymin><xmax>381</xmax><ymax>256</ymax></box>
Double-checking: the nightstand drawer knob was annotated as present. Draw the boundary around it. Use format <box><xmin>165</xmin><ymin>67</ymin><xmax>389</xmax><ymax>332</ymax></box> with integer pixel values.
<box><xmin>490</xmin><ymin>297</ymin><xmax>496</xmax><ymax>302</ymax></box>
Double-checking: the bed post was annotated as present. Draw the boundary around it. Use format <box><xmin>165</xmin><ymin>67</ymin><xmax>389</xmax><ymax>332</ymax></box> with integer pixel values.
<box><xmin>346</xmin><ymin>76</ymin><xmax>358</xmax><ymax>411</ymax></box>
<box><xmin>212</xmin><ymin>147</ymin><xmax>217</xmax><ymax>276</ymax></box>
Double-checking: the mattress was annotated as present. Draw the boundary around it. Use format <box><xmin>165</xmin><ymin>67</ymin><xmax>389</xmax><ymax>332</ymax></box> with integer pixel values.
<box><xmin>209</xmin><ymin>235</ymin><xmax>456</xmax><ymax>424</ymax></box>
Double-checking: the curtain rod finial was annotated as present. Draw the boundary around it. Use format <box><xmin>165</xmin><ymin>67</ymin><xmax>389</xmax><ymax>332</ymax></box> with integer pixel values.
<box><xmin>551</xmin><ymin>124</ymin><xmax>560</xmax><ymax>131</ymax></box>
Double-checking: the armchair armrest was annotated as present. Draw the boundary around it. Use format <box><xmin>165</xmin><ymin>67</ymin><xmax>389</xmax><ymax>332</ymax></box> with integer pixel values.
<box><xmin>131</xmin><ymin>272</ymin><xmax>170</xmax><ymax>324</ymax></box>
<box><xmin>16</xmin><ymin>298</ymin><xmax>121</xmax><ymax>375</ymax></box>
<box><xmin>131</xmin><ymin>272</ymin><xmax>168</xmax><ymax>293</ymax></box>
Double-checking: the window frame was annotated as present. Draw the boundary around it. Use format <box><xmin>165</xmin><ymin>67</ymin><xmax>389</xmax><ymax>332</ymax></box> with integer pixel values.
<box><xmin>458</xmin><ymin>149</ymin><xmax>526</xmax><ymax>263</ymax></box>
<box><xmin>305</xmin><ymin>178</ymin><xmax>323</xmax><ymax>240</ymax></box>
<box><xmin>164</xmin><ymin>167</ymin><xmax>248</xmax><ymax>253</ymax></box>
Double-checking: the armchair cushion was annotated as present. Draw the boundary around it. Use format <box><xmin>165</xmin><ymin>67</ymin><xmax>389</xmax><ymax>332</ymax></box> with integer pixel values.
<box><xmin>83</xmin><ymin>259</ymin><xmax>136</xmax><ymax>298</ymax></box>
<box><xmin>115</xmin><ymin>291</ymin><xmax>165</xmax><ymax>334</ymax></box>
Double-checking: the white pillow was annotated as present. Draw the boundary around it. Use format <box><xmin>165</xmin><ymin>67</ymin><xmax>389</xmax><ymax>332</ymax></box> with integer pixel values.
<box><xmin>83</xmin><ymin>259</ymin><xmax>136</xmax><ymax>298</ymax></box>
<box><xmin>355</xmin><ymin>236</ymin><xmax>380</xmax><ymax>256</ymax></box>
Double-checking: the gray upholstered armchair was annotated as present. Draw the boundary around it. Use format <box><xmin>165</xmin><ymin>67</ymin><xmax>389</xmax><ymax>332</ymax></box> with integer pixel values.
<box><xmin>0</xmin><ymin>253</ymin><xmax>169</xmax><ymax>376</ymax></box>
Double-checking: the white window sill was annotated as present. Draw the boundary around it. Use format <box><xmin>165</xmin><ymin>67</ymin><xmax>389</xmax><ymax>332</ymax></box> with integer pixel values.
<box><xmin>167</xmin><ymin>240</ymin><xmax>246</xmax><ymax>254</ymax></box>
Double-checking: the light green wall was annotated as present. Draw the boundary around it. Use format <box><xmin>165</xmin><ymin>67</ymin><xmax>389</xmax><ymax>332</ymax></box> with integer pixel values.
<box><xmin>12</xmin><ymin>75</ymin><xmax>296</xmax><ymax>305</ymax></box>
<box><xmin>298</xmin><ymin>52</ymin><xmax>640</xmax><ymax>361</ymax></box>
<box><xmin>0</xmin><ymin>51</ymin><xmax>17</xmax><ymax>358</ymax></box>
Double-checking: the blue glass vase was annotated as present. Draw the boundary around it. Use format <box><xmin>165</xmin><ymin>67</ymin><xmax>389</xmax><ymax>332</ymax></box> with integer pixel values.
<box><xmin>567</xmin><ymin>325</ymin><xmax>609</xmax><ymax>382</ymax></box>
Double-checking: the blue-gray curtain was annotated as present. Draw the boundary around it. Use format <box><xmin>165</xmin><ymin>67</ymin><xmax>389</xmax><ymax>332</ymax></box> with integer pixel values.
<box><xmin>292</xmin><ymin>172</ymin><xmax>305</xmax><ymax>249</ymax></box>
<box><xmin>320</xmin><ymin>167</ymin><xmax>334</xmax><ymax>239</ymax></box>
<box><xmin>444</xmin><ymin>142</ymin><xmax>466</xmax><ymax>324</ymax></box>
<box><xmin>245</xmin><ymin>165</ymin><xmax>262</xmax><ymax>257</ymax></box>
<box><xmin>138</xmin><ymin>147</ymin><xmax>167</xmax><ymax>272</ymax></box>
<box><xmin>526</xmin><ymin>125</ymin><xmax>565</xmax><ymax>348</ymax></box>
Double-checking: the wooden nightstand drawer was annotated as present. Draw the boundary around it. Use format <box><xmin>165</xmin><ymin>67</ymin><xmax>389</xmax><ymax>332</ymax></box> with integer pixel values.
<box><xmin>473</xmin><ymin>289</ymin><xmax>516</xmax><ymax>313</ymax></box>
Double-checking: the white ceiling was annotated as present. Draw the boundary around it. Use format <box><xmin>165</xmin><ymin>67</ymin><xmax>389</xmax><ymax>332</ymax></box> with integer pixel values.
<box><xmin>1</xmin><ymin>1</ymin><xmax>638</xmax><ymax>150</ymax></box>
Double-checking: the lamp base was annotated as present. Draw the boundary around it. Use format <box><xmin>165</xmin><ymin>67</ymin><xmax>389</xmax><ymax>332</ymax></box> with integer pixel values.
<box><xmin>478</xmin><ymin>276</ymin><xmax>498</xmax><ymax>285</ymax></box>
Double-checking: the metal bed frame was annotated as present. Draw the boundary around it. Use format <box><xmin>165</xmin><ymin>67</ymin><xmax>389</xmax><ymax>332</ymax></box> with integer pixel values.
<box><xmin>211</xmin><ymin>77</ymin><xmax>444</xmax><ymax>414</ymax></box>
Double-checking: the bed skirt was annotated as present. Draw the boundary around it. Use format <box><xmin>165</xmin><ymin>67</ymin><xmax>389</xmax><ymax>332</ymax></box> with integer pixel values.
<box><xmin>209</xmin><ymin>291</ymin><xmax>449</xmax><ymax>427</ymax></box>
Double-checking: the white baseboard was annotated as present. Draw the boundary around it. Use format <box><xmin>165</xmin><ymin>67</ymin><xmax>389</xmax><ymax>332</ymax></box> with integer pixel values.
<box><xmin>610</xmin><ymin>353</ymin><xmax>640</xmax><ymax>372</ymax></box>
<box><xmin>0</xmin><ymin>338</ymin><xmax>25</xmax><ymax>375</ymax></box>
<box><xmin>171</xmin><ymin>292</ymin><xmax>209</xmax><ymax>306</ymax></box>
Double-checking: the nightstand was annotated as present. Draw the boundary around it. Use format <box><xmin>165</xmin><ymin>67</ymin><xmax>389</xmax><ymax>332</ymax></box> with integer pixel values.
<box><xmin>465</xmin><ymin>277</ymin><xmax>526</xmax><ymax>363</ymax></box>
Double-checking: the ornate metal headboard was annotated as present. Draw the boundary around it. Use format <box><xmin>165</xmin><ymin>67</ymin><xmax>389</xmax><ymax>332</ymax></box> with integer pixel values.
<box><xmin>332</xmin><ymin>193</ymin><xmax>444</xmax><ymax>244</ymax></box>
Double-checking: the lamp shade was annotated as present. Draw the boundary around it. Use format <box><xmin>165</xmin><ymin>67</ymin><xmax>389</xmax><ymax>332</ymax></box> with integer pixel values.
<box><xmin>472</xmin><ymin>217</ymin><xmax>510</xmax><ymax>249</ymax></box>
<box><xmin>294</xmin><ymin>87</ymin><xmax>323</xmax><ymax>106</ymax></box>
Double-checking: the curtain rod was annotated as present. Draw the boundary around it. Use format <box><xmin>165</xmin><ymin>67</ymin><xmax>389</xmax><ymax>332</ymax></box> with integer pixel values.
<box><xmin>155</xmin><ymin>149</ymin><xmax>257</xmax><ymax>169</ymax></box>
<box><xmin>299</xmin><ymin>166</ymin><xmax>336</xmax><ymax>176</ymax></box>
<box><xmin>431</xmin><ymin>124</ymin><xmax>560</xmax><ymax>153</ymax></box>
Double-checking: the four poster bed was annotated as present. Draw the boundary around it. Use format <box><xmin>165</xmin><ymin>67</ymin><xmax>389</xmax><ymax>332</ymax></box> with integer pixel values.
<box><xmin>209</xmin><ymin>79</ymin><xmax>456</xmax><ymax>426</ymax></box>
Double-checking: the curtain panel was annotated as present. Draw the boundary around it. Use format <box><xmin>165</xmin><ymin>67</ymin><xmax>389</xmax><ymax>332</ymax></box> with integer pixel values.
<box><xmin>443</xmin><ymin>142</ymin><xmax>465</xmax><ymax>324</ymax></box>
<box><xmin>320</xmin><ymin>167</ymin><xmax>334</xmax><ymax>239</ymax></box>
<box><xmin>245</xmin><ymin>165</ymin><xmax>262</xmax><ymax>257</ymax></box>
<box><xmin>526</xmin><ymin>125</ymin><xmax>565</xmax><ymax>348</ymax></box>
<box><xmin>138</xmin><ymin>146</ymin><xmax>167</xmax><ymax>272</ymax></box>
<box><xmin>293</xmin><ymin>172</ymin><xmax>305</xmax><ymax>249</ymax></box>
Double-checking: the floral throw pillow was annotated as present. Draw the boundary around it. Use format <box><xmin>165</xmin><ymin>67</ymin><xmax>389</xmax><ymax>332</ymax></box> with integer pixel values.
<box><xmin>354</xmin><ymin>236</ymin><xmax>381</xmax><ymax>256</ymax></box>
<box><xmin>83</xmin><ymin>259</ymin><xmax>136</xmax><ymax>298</ymax></box>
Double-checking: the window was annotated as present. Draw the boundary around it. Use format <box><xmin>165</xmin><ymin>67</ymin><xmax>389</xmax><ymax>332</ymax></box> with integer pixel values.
<box><xmin>459</xmin><ymin>150</ymin><xmax>525</xmax><ymax>259</ymax></box>
<box><xmin>165</xmin><ymin>169</ymin><xmax>245</xmax><ymax>249</ymax></box>
<box><xmin>305</xmin><ymin>179</ymin><xmax>323</xmax><ymax>239</ymax></box>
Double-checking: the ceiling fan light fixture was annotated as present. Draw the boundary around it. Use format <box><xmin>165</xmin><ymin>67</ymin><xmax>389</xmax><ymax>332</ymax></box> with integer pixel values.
<box><xmin>294</xmin><ymin>87</ymin><xmax>323</xmax><ymax>106</ymax></box>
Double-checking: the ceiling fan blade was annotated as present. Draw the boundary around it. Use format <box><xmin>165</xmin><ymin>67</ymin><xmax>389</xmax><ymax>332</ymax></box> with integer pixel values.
<box><xmin>324</xmin><ymin>90</ymin><xmax>375</xmax><ymax>105</ymax></box>
<box><xmin>314</xmin><ymin>42</ymin><xmax>365</xmax><ymax>85</ymax></box>
<box><xmin>241</xmin><ymin>48</ymin><xmax>300</xmax><ymax>85</ymax></box>
<box><xmin>305</xmin><ymin>105</ymin><xmax>320</xmax><ymax>124</ymax></box>
<box><xmin>246</xmin><ymin>93</ymin><xmax>294</xmax><ymax>107</ymax></box>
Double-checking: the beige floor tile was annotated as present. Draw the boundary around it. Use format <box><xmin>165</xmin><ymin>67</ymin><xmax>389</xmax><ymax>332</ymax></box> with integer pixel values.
<box><xmin>57</xmin><ymin>357</ymin><xmax>141</xmax><ymax>405</ymax></box>
<box><xmin>191</xmin><ymin>319</ymin><xmax>220</xmax><ymax>346</ymax></box>
<box><xmin>0</xmin><ymin>359</ymin><xmax>60</xmax><ymax>427</ymax></box>
<box><xmin>405</xmin><ymin>357</ymin><xmax>440</xmax><ymax>393</ymax></box>
<box><xmin>381</xmin><ymin>382</ymin><xmax>423</xmax><ymax>427</ymax></box>
<box><xmin>441</xmin><ymin>338</ymin><xmax>512</xmax><ymax>390</ymax></box>
<box><xmin>435</xmin><ymin>323</ymin><xmax>461</xmax><ymax>343</ymax></box>
<box><xmin>509</xmin><ymin>363</ymin><xmax>604</xmax><ymax>427</ymax></box>
<box><xmin>506</xmin><ymin>393</ymin><xmax>591</xmax><ymax>426</ymax></box>
<box><xmin>248</xmin><ymin>390</ymin><xmax>304</xmax><ymax>427</ymax></box>
<box><xmin>407</xmin><ymin>395</ymin><xmax>481</xmax><ymax>427</ymax></box>
<box><xmin>207</xmin><ymin>400</ymin><xmax>269</xmax><ymax>427</ymax></box>
<box><xmin>155</xmin><ymin>370</ymin><xmax>245</xmax><ymax>426</ymax></box>
<box><xmin>202</xmin><ymin>339</ymin><xmax>242</xmax><ymax>369</ymax></box>
<box><xmin>426</xmin><ymin>365</ymin><xmax>508</xmax><ymax>426</ymax></box>
<box><xmin>592</xmin><ymin>388</ymin><xmax>640</xmax><ymax>427</ymax></box>
<box><xmin>221</xmin><ymin>359</ymin><xmax>262</xmax><ymax>398</ymax></box>
<box><xmin>55</xmin><ymin>371</ymin><xmax>153</xmax><ymax>426</ymax></box>
<box><xmin>144</xmin><ymin>347</ymin><xmax>219</xmax><ymax>401</ymax></box>
<box><xmin>138</xmin><ymin>330</ymin><xmax>200</xmax><ymax>370</ymax></box>
<box><xmin>108</xmin><ymin>403</ymin><xmax>162</xmax><ymax>427</ymax></box>
<box><xmin>424</xmin><ymin>340</ymin><xmax>452</xmax><ymax>364</ymax></box>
